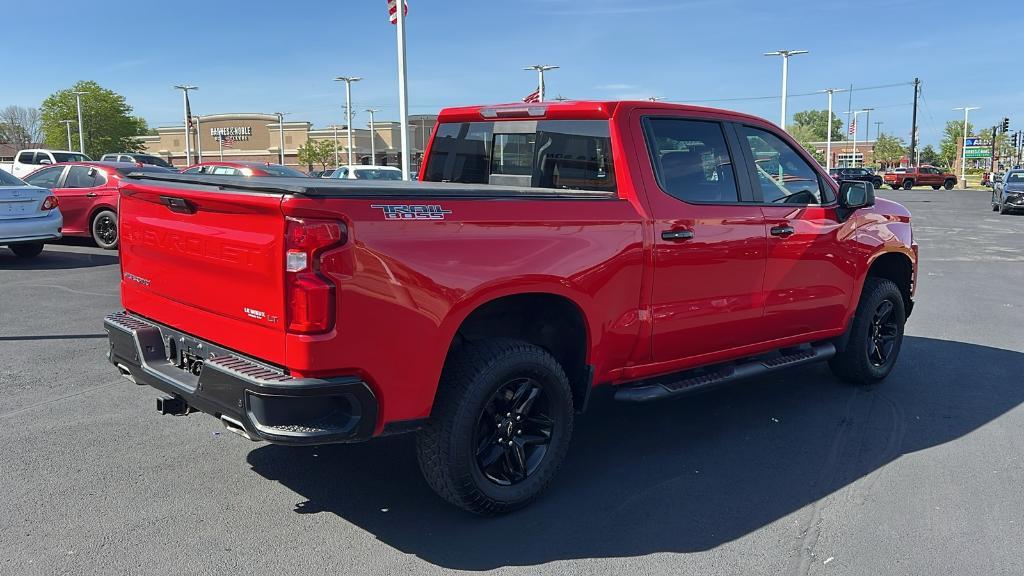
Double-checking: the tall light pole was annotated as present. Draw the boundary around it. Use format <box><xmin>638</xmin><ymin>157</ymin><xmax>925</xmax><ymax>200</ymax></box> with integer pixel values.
<box><xmin>334</xmin><ymin>76</ymin><xmax>361</xmax><ymax>165</ymax></box>
<box><xmin>173</xmin><ymin>85</ymin><xmax>198</xmax><ymax>166</ymax></box>
<box><xmin>60</xmin><ymin>120</ymin><xmax>74</xmax><ymax>151</ymax></box>
<box><xmin>954</xmin><ymin>106</ymin><xmax>979</xmax><ymax>189</ymax></box>
<box><xmin>72</xmin><ymin>90</ymin><xmax>88</xmax><ymax>153</ymax></box>
<box><xmin>274</xmin><ymin>112</ymin><xmax>286</xmax><ymax>164</ymax></box>
<box><xmin>763</xmin><ymin>50</ymin><xmax>808</xmax><ymax>129</ymax></box>
<box><xmin>846</xmin><ymin>110</ymin><xmax>868</xmax><ymax>168</ymax></box>
<box><xmin>394</xmin><ymin>1</ymin><xmax>411</xmax><ymax>180</ymax></box>
<box><xmin>874</xmin><ymin>121</ymin><xmax>884</xmax><ymax>139</ymax></box>
<box><xmin>524</xmin><ymin>64</ymin><xmax>559</xmax><ymax>102</ymax></box>
<box><xmin>820</xmin><ymin>88</ymin><xmax>847</xmax><ymax>171</ymax></box>
<box><xmin>365</xmin><ymin>108</ymin><xmax>379</xmax><ymax>165</ymax></box>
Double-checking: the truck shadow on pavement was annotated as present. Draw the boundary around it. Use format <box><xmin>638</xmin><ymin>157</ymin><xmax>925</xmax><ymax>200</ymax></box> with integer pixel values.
<box><xmin>0</xmin><ymin>245</ymin><xmax>118</xmax><ymax>269</ymax></box>
<box><xmin>246</xmin><ymin>336</ymin><xmax>1023</xmax><ymax>570</ymax></box>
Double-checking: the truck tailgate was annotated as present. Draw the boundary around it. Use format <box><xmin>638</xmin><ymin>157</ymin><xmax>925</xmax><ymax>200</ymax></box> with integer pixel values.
<box><xmin>118</xmin><ymin>182</ymin><xmax>288</xmax><ymax>364</ymax></box>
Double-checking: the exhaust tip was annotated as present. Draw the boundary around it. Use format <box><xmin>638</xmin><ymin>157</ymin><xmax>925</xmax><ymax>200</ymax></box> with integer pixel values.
<box><xmin>156</xmin><ymin>395</ymin><xmax>189</xmax><ymax>416</ymax></box>
<box><xmin>220</xmin><ymin>415</ymin><xmax>255</xmax><ymax>441</ymax></box>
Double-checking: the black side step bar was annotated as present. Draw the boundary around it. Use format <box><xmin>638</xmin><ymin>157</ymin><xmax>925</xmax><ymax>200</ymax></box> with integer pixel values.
<box><xmin>614</xmin><ymin>342</ymin><xmax>836</xmax><ymax>402</ymax></box>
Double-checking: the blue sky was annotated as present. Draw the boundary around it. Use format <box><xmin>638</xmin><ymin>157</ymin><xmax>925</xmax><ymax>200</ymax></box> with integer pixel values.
<box><xmin>5</xmin><ymin>0</ymin><xmax>1020</xmax><ymax>146</ymax></box>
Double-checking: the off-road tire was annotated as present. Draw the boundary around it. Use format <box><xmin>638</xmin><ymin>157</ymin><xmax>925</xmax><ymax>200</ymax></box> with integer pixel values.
<box><xmin>9</xmin><ymin>242</ymin><xmax>44</xmax><ymax>258</ymax></box>
<box><xmin>829</xmin><ymin>278</ymin><xmax>906</xmax><ymax>385</ymax></box>
<box><xmin>902</xmin><ymin>179</ymin><xmax>914</xmax><ymax>190</ymax></box>
<box><xmin>416</xmin><ymin>339</ymin><xmax>574</xmax><ymax>515</ymax></box>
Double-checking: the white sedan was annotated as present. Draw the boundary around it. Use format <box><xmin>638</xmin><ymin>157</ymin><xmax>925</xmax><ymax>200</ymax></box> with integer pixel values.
<box><xmin>0</xmin><ymin>169</ymin><xmax>62</xmax><ymax>258</ymax></box>
<box><xmin>330</xmin><ymin>165</ymin><xmax>403</xmax><ymax>181</ymax></box>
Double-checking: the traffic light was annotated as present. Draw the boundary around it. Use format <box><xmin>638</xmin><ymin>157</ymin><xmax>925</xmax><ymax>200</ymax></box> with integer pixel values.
<box><xmin>1001</xmin><ymin>117</ymin><xmax>1010</xmax><ymax>133</ymax></box>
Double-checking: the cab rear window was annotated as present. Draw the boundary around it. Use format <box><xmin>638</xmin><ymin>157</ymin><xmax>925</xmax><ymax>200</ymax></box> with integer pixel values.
<box><xmin>424</xmin><ymin>120</ymin><xmax>616</xmax><ymax>192</ymax></box>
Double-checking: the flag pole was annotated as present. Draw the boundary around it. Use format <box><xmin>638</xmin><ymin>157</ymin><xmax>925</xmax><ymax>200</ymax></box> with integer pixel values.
<box><xmin>396</xmin><ymin>0</ymin><xmax>411</xmax><ymax>180</ymax></box>
<box><xmin>218</xmin><ymin>134</ymin><xmax>224</xmax><ymax>161</ymax></box>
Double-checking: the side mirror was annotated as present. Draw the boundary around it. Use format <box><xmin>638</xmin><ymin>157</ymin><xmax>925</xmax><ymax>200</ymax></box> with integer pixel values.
<box><xmin>39</xmin><ymin>159</ymin><xmax>52</xmax><ymax>165</ymax></box>
<box><xmin>839</xmin><ymin>180</ymin><xmax>874</xmax><ymax>210</ymax></box>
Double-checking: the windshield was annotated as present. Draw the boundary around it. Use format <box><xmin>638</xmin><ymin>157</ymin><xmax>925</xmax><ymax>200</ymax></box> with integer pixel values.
<box><xmin>353</xmin><ymin>168</ymin><xmax>403</xmax><ymax>180</ymax></box>
<box><xmin>257</xmin><ymin>164</ymin><xmax>307</xmax><ymax>177</ymax></box>
<box><xmin>0</xmin><ymin>170</ymin><xmax>27</xmax><ymax>186</ymax></box>
<box><xmin>1006</xmin><ymin>172</ymin><xmax>1024</xmax><ymax>184</ymax></box>
<box><xmin>136</xmin><ymin>155</ymin><xmax>173</xmax><ymax>168</ymax></box>
<box><xmin>52</xmin><ymin>152</ymin><xmax>92</xmax><ymax>163</ymax></box>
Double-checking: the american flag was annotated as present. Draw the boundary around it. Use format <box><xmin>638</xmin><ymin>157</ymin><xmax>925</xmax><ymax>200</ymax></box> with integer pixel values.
<box><xmin>388</xmin><ymin>0</ymin><xmax>408</xmax><ymax>24</ymax></box>
<box><xmin>523</xmin><ymin>88</ymin><xmax>541</xmax><ymax>103</ymax></box>
<box><xmin>848</xmin><ymin>119</ymin><xmax>856</xmax><ymax>136</ymax></box>
<box><xmin>220</xmin><ymin>135</ymin><xmax>234</xmax><ymax>148</ymax></box>
<box><xmin>185</xmin><ymin>93</ymin><xmax>194</xmax><ymax>129</ymax></box>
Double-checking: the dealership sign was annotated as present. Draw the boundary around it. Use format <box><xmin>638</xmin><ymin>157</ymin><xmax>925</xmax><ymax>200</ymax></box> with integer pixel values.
<box><xmin>964</xmin><ymin>147</ymin><xmax>991</xmax><ymax>159</ymax></box>
<box><xmin>210</xmin><ymin>126</ymin><xmax>253</xmax><ymax>141</ymax></box>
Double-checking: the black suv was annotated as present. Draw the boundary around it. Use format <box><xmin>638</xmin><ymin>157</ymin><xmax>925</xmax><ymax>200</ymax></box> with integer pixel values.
<box><xmin>829</xmin><ymin>167</ymin><xmax>883</xmax><ymax>189</ymax></box>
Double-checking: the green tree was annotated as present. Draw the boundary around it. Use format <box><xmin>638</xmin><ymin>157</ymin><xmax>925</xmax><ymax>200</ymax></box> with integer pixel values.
<box><xmin>0</xmin><ymin>105</ymin><xmax>42</xmax><ymax>148</ymax></box>
<box><xmin>873</xmin><ymin>134</ymin><xmax>906</xmax><ymax>169</ymax></box>
<box><xmin>791</xmin><ymin>109</ymin><xmax>845</xmax><ymax>141</ymax></box>
<box><xmin>39</xmin><ymin>81</ymin><xmax>147</xmax><ymax>158</ymax></box>
<box><xmin>787</xmin><ymin>124</ymin><xmax>825</xmax><ymax>165</ymax></box>
<box><xmin>918</xmin><ymin>144</ymin><xmax>940</xmax><ymax>166</ymax></box>
<box><xmin>297</xmin><ymin>139</ymin><xmax>336</xmax><ymax>170</ymax></box>
<box><xmin>939</xmin><ymin>119</ymin><xmax>972</xmax><ymax>169</ymax></box>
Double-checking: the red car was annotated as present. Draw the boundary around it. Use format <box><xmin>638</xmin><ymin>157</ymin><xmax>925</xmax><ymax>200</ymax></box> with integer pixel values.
<box><xmin>180</xmin><ymin>161</ymin><xmax>308</xmax><ymax>178</ymax></box>
<box><xmin>21</xmin><ymin>161</ymin><xmax>174</xmax><ymax>249</ymax></box>
<box><xmin>107</xmin><ymin>100</ymin><xmax>917</xmax><ymax>514</ymax></box>
<box><xmin>882</xmin><ymin>165</ymin><xmax>957</xmax><ymax>190</ymax></box>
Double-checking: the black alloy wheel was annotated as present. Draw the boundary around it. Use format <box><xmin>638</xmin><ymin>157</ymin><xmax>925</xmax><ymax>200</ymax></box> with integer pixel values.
<box><xmin>867</xmin><ymin>299</ymin><xmax>899</xmax><ymax>367</ymax></box>
<box><xmin>92</xmin><ymin>210</ymin><xmax>118</xmax><ymax>250</ymax></box>
<box><xmin>475</xmin><ymin>377</ymin><xmax>554</xmax><ymax>486</ymax></box>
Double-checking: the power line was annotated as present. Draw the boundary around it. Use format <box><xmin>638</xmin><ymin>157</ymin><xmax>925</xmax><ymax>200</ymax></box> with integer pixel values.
<box><xmin>671</xmin><ymin>81</ymin><xmax>914</xmax><ymax>105</ymax></box>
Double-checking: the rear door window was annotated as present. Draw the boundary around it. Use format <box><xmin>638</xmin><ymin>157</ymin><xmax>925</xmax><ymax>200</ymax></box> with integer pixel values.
<box><xmin>424</xmin><ymin>120</ymin><xmax>616</xmax><ymax>192</ymax></box>
<box><xmin>65</xmin><ymin>166</ymin><xmax>107</xmax><ymax>188</ymax></box>
<box><xmin>17</xmin><ymin>151</ymin><xmax>36</xmax><ymax>164</ymax></box>
<box><xmin>642</xmin><ymin>118</ymin><xmax>740</xmax><ymax>204</ymax></box>
<box><xmin>211</xmin><ymin>166</ymin><xmax>240</xmax><ymax>176</ymax></box>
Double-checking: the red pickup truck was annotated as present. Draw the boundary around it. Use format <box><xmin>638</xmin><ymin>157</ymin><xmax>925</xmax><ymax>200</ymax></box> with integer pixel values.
<box><xmin>883</xmin><ymin>165</ymin><xmax>957</xmax><ymax>190</ymax></box>
<box><xmin>104</xmin><ymin>100</ymin><xmax>917</xmax><ymax>514</ymax></box>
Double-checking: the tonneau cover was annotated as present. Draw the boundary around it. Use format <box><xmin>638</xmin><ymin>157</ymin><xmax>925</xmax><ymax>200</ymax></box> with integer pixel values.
<box><xmin>124</xmin><ymin>172</ymin><xmax>619</xmax><ymax>200</ymax></box>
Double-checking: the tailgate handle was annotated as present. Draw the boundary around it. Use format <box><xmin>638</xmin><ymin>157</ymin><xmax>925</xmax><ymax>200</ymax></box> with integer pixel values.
<box><xmin>160</xmin><ymin>196</ymin><xmax>196</xmax><ymax>214</ymax></box>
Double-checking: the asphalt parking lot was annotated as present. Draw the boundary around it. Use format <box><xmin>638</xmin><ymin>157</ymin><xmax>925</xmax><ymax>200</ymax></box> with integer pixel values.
<box><xmin>1</xmin><ymin>190</ymin><xmax>1022</xmax><ymax>576</ymax></box>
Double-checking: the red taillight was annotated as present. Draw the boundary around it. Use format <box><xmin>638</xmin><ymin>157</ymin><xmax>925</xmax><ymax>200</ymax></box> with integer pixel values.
<box><xmin>41</xmin><ymin>195</ymin><xmax>59</xmax><ymax>211</ymax></box>
<box><xmin>284</xmin><ymin>217</ymin><xmax>346</xmax><ymax>334</ymax></box>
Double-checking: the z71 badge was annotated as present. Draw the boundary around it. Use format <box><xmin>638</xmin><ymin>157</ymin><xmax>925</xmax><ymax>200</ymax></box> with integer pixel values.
<box><xmin>371</xmin><ymin>204</ymin><xmax>452</xmax><ymax>220</ymax></box>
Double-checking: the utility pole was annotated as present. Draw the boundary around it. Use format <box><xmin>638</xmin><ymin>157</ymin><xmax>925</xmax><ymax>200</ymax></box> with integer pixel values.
<box><xmin>909</xmin><ymin>78</ymin><xmax>920</xmax><ymax>167</ymax></box>
<box><xmin>60</xmin><ymin>120</ymin><xmax>74</xmax><ymax>150</ymax></box>
<box><xmin>820</xmin><ymin>88</ymin><xmax>847</xmax><ymax>171</ymax></box>
<box><xmin>953</xmin><ymin>106</ymin><xmax>979</xmax><ymax>189</ymax></box>
<box><xmin>334</xmin><ymin>76</ymin><xmax>361</xmax><ymax>166</ymax></box>
<box><xmin>72</xmin><ymin>90</ymin><xmax>88</xmax><ymax>154</ymax></box>
<box><xmin>524</xmin><ymin>64</ymin><xmax>559</xmax><ymax>102</ymax></box>
<box><xmin>763</xmin><ymin>49</ymin><xmax>808</xmax><ymax>129</ymax></box>
<box><xmin>173</xmin><ymin>85</ymin><xmax>198</xmax><ymax>166</ymax></box>
<box><xmin>874</xmin><ymin>121</ymin><xmax>883</xmax><ymax>139</ymax></box>
<box><xmin>275</xmin><ymin>112</ymin><xmax>286</xmax><ymax>165</ymax></box>
<box><xmin>365</xmin><ymin>108</ymin><xmax>379</xmax><ymax>164</ymax></box>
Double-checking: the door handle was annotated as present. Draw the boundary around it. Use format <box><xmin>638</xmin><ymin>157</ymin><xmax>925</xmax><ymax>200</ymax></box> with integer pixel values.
<box><xmin>661</xmin><ymin>229</ymin><xmax>695</xmax><ymax>241</ymax></box>
<box><xmin>770</xmin><ymin>225</ymin><xmax>795</xmax><ymax>237</ymax></box>
<box><xmin>86</xmin><ymin>192</ymin><xmax>98</xmax><ymax>198</ymax></box>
